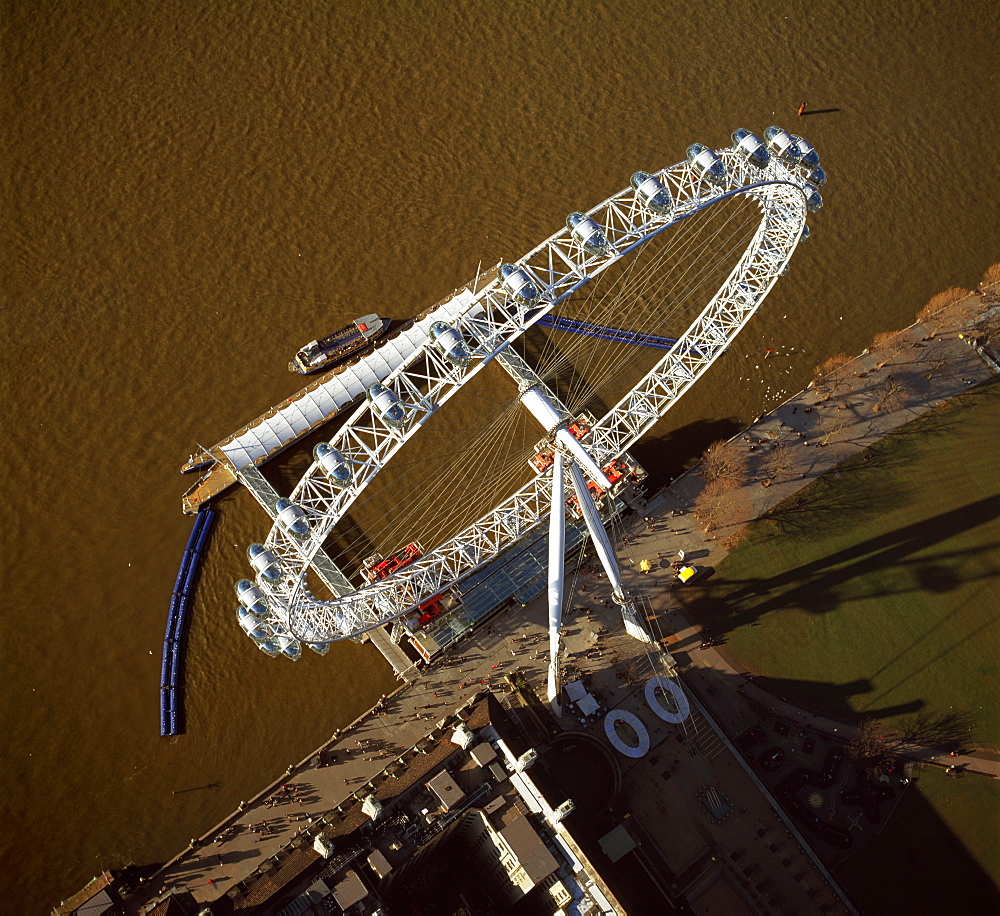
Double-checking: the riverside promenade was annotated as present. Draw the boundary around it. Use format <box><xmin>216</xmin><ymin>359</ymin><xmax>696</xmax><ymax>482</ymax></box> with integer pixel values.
<box><xmin>129</xmin><ymin>288</ymin><xmax>999</xmax><ymax>911</ymax></box>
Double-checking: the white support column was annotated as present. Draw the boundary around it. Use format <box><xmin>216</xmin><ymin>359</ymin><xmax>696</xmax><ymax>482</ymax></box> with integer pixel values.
<box><xmin>568</xmin><ymin>463</ymin><xmax>654</xmax><ymax>645</ymax></box>
<box><xmin>520</xmin><ymin>385</ymin><xmax>612</xmax><ymax>489</ymax></box>
<box><xmin>547</xmin><ymin>452</ymin><xmax>566</xmax><ymax>714</ymax></box>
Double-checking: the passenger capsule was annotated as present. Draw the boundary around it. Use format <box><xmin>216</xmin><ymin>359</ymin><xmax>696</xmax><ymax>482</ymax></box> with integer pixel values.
<box><xmin>802</xmin><ymin>183</ymin><xmax>823</xmax><ymax>213</ymax></box>
<box><xmin>685</xmin><ymin>144</ymin><xmax>727</xmax><ymax>185</ymax></box>
<box><xmin>276</xmin><ymin>635</ymin><xmax>302</xmax><ymax>660</ymax></box>
<box><xmin>763</xmin><ymin>127</ymin><xmax>802</xmax><ymax>164</ymax></box>
<box><xmin>801</xmin><ymin>224</ymin><xmax>811</xmax><ymax>241</ymax></box>
<box><xmin>248</xmin><ymin>543</ymin><xmax>282</xmax><ymax>582</ymax></box>
<box><xmin>566</xmin><ymin>212</ymin><xmax>612</xmax><ymax>256</ymax></box>
<box><xmin>307</xmin><ymin>642</ymin><xmax>331</xmax><ymax>656</ymax></box>
<box><xmin>790</xmin><ymin>135</ymin><xmax>820</xmax><ymax>168</ymax></box>
<box><xmin>235</xmin><ymin>579</ymin><xmax>269</xmax><ymax>617</ymax></box>
<box><xmin>807</xmin><ymin>165</ymin><xmax>827</xmax><ymax>189</ymax></box>
<box><xmin>630</xmin><ymin>171</ymin><xmax>673</xmax><ymax>215</ymax></box>
<box><xmin>498</xmin><ymin>263</ymin><xmax>540</xmax><ymax>302</ymax></box>
<box><xmin>367</xmin><ymin>383</ymin><xmax>407</xmax><ymax>429</ymax></box>
<box><xmin>731</xmin><ymin>129</ymin><xmax>770</xmax><ymax>169</ymax></box>
<box><xmin>237</xmin><ymin>606</ymin><xmax>269</xmax><ymax>640</ymax></box>
<box><xmin>429</xmin><ymin>322</ymin><xmax>472</xmax><ymax>368</ymax></box>
<box><xmin>314</xmin><ymin>442</ymin><xmax>352</xmax><ymax>486</ymax></box>
<box><xmin>275</xmin><ymin>498</ymin><xmax>310</xmax><ymax>537</ymax></box>
<box><xmin>257</xmin><ymin>639</ymin><xmax>281</xmax><ymax>657</ymax></box>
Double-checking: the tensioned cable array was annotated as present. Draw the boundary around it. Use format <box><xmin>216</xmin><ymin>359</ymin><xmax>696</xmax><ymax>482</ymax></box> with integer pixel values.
<box><xmin>533</xmin><ymin>195</ymin><xmax>760</xmax><ymax>416</ymax></box>
<box><xmin>325</xmin><ymin>196</ymin><xmax>760</xmax><ymax>581</ymax></box>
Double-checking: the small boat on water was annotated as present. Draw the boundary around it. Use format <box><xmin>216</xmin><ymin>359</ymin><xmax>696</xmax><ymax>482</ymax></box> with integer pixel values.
<box><xmin>289</xmin><ymin>314</ymin><xmax>389</xmax><ymax>375</ymax></box>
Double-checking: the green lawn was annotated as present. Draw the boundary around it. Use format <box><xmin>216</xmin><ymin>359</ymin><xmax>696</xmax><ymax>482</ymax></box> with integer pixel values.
<box><xmin>679</xmin><ymin>380</ymin><xmax>1000</xmax><ymax>749</ymax></box>
<box><xmin>837</xmin><ymin>765</ymin><xmax>1000</xmax><ymax>913</ymax></box>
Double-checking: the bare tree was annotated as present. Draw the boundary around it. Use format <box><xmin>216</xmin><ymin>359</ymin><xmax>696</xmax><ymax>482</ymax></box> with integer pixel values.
<box><xmin>819</xmin><ymin>415</ymin><xmax>851</xmax><ymax>447</ymax></box>
<box><xmin>811</xmin><ymin>352</ymin><xmax>853</xmax><ymax>396</ymax></box>
<box><xmin>694</xmin><ymin>478</ymin><xmax>751</xmax><ymax>535</ymax></box>
<box><xmin>871</xmin><ymin>374</ymin><xmax>913</xmax><ymax>414</ymax></box>
<box><xmin>981</xmin><ymin>262</ymin><xmax>1000</xmax><ymax>288</ymax></box>
<box><xmin>847</xmin><ymin>718</ymin><xmax>899</xmax><ymax>776</ymax></box>
<box><xmin>917</xmin><ymin>287</ymin><xmax>976</xmax><ymax>338</ymax></box>
<box><xmin>870</xmin><ymin>330</ymin><xmax>906</xmax><ymax>369</ymax></box>
<box><xmin>916</xmin><ymin>286</ymin><xmax>972</xmax><ymax>322</ymax></box>
<box><xmin>694</xmin><ymin>478</ymin><xmax>732</xmax><ymax>532</ymax></box>
<box><xmin>923</xmin><ymin>357</ymin><xmax>949</xmax><ymax>381</ymax></box>
<box><xmin>699</xmin><ymin>440</ymin><xmax>751</xmax><ymax>486</ymax></box>
<box><xmin>758</xmin><ymin>442</ymin><xmax>797</xmax><ymax>486</ymax></box>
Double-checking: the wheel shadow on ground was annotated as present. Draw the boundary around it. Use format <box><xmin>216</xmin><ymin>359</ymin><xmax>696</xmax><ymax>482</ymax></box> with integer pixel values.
<box><xmin>686</xmin><ymin>494</ymin><xmax>1000</xmax><ymax>628</ymax></box>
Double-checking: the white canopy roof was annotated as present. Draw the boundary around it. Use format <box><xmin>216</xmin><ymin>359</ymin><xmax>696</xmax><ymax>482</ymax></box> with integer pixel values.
<box><xmin>219</xmin><ymin>292</ymin><xmax>475</xmax><ymax>470</ymax></box>
<box><xmin>566</xmin><ymin>679</ymin><xmax>600</xmax><ymax>716</ymax></box>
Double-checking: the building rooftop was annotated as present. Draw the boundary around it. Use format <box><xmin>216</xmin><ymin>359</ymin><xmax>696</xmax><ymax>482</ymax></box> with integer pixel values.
<box><xmin>499</xmin><ymin>815</ymin><xmax>559</xmax><ymax>884</ymax></box>
<box><xmin>427</xmin><ymin>769</ymin><xmax>465</xmax><ymax>811</ymax></box>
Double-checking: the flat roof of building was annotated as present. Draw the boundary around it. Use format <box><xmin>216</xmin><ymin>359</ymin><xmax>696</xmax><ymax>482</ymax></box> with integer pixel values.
<box><xmin>331</xmin><ymin>870</ymin><xmax>368</xmax><ymax>910</ymax></box>
<box><xmin>500</xmin><ymin>815</ymin><xmax>559</xmax><ymax>884</ymax></box>
<box><xmin>471</xmin><ymin>741</ymin><xmax>498</xmax><ymax>767</ymax></box>
<box><xmin>427</xmin><ymin>769</ymin><xmax>465</xmax><ymax>810</ymax></box>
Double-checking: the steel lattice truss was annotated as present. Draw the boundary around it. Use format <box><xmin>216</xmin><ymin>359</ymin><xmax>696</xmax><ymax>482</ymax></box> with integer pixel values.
<box><xmin>255</xmin><ymin>148</ymin><xmax>814</xmax><ymax>644</ymax></box>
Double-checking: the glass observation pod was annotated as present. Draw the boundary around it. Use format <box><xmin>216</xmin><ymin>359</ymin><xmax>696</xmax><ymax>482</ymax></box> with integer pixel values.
<box><xmin>630</xmin><ymin>171</ymin><xmax>673</xmax><ymax>216</ymax></box>
<box><xmin>314</xmin><ymin>442</ymin><xmax>352</xmax><ymax>487</ymax></box>
<box><xmin>429</xmin><ymin>322</ymin><xmax>472</xmax><ymax>368</ymax></box>
<box><xmin>257</xmin><ymin>638</ymin><xmax>281</xmax><ymax>657</ymax></box>
<box><xmin>235</xmin><ymin>579</ymin><xmax>269</xmax><ymax>617</ymax></box>
<box><xmin>498</xmin><ymin>263</ymin><xmax>541</xmax><ymax>302</ymax></box>
<box><xmin>790</xmin><ymin>135</ymin><xmax>820</xmax><ymax>168</ymax></box>
<box><xmin>566</xmin><ymin>212</ymin><xmax>612</xmax><ymax>256</ymax></box>
<box><xmin>731</xmin><ymin>129</ymin><xmax>770</xmax><ymax>169</ymax></box>
<box><xmin>248</xmin><ymin>543</ymin><xmax>283</xmax><ymax>583</ymax></box>
<box><xmin>275</xmin><ymin>498</ymin><xmax>310</xmax><ymax>537</ymax></box>
<box><xmin>237</xmin><ymin>605</ymin><xmax>270</xmax><ymax>641</ymax></box>
<box><xmin>685</xmin><ymin>144</ymin><xmax>728</xmax><ymax>186</ymax></box>
<box><xmin>276</xmin><ymin>634</ymin><xmax>302</xmax><ymax>661</ymax></box>
<box><xmin>807</xmin><ymin>165</ymin><xmax>827</xmax><ymax>189</ymax></box>
<box><xmin>802</xmin><ymin>183</ymin><xmax>823</xmax><ymax>213</ymax></box>
<box><xmin>801</xmin><ymin>223</ymin><xmax>811</xmax><ymax>241</ymax></box>
<box><xmin>763</xmin><ymin>127</ymin><xmax>802</xmax><ymax>164</ymax></box>
<box><xmin>367</xmin><ymin>383</ymin><xmax>407</xmax><ymax>429</ymax></box>
<box><xmin>307</xmin><ymin>642</ymin><xmax>331</xmax><ymax>656</ymax></box>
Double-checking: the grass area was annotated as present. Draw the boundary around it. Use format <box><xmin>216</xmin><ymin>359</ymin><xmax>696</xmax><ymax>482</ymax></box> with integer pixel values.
<box><xmin>837</xmin><ymin>765</ymin><xmax>1000</xmax><ymax>913</ymax></box>
<box><xmin>678</xmin><ymin>380</ymin><xmax>1000</xmax><ymax>749</ymax></box>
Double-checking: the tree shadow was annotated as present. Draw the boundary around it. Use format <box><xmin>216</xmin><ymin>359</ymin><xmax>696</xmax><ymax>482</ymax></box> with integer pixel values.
<box><xmin>632</xmin><ymin>416</ymin><xmax>744</xmax><ymax>490</ymax></box>
<box><xmin>896</xmin><ymin>709</ymin><xmax>978</xmax><ymax>751</ymax></box>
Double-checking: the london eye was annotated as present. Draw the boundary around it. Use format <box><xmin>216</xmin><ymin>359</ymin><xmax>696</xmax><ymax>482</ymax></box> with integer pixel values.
<box><xmin>233</xmin><ymin>127</ymin><xmax>825</xmax><ymax>706</ymax></box>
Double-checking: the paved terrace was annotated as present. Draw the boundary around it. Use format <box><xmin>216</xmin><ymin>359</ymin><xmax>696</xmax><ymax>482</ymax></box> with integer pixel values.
<box><xmin>131</xmin><ymin>288</ymin><xmax>999</xmax><ymax>911</ymax></box>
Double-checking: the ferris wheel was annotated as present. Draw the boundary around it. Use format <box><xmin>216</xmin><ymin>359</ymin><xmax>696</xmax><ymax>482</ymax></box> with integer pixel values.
<box><xmin>233</xmin><ymin>127</ymin><xmax>825</xmax><ymax>697</ymax></box>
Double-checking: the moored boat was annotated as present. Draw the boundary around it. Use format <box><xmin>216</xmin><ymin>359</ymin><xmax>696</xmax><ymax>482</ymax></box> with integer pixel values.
<box><xmin>289</xmin><ymin>313</ymin><xmax>389</xmax><ymax>374</ymax></box>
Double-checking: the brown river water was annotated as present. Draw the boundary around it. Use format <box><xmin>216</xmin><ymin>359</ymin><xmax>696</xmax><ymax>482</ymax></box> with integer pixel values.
<box><xmin>2</xmin><ymin>1</ymin><xmax>997</xmax><ymax>910</ymax></box>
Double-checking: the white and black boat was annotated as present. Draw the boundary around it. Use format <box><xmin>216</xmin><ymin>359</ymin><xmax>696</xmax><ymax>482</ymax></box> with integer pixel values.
<box><xmin>289</xmin><ymin>314</ymin><xmax>389</xmax><ymax>375</ymax></box>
